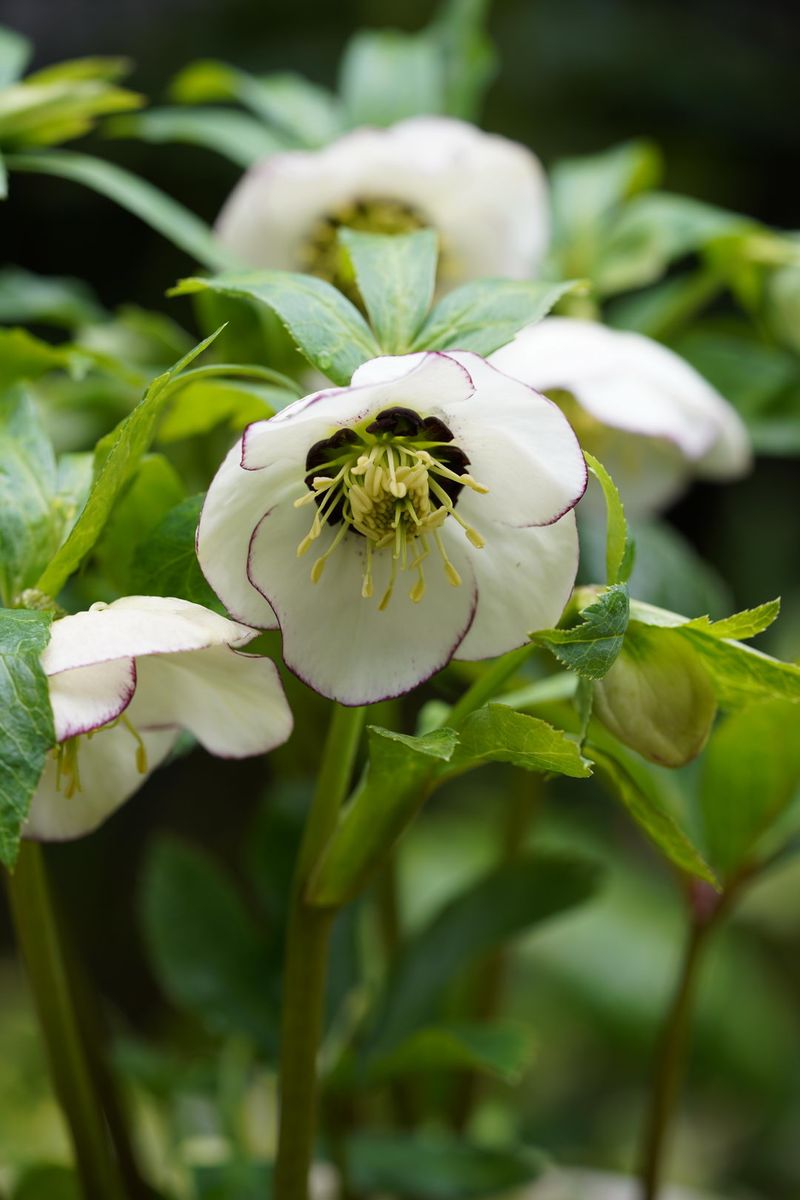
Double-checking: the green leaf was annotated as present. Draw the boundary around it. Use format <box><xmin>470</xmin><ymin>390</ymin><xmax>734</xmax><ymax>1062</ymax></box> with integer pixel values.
<box><xmin>0</xmin><ymin>75</ymin><xmax>142</xmax><ymax>149</ymax></box>
<box><xmin>0</xmin><ymin>26</ymin><xmax>32</xmax><ymax>87</ymax></box>
<box><xmin>173</xmin><ymin>272</ymin><xmax>380</xmax><ymax>385</ymax></box>
<box><xmin>0</xmin><ymin>266</ymin><xmax>105</xmax><ymax>328</ymax></box>
<box><xmin>347</xmin><ymin>1132</ymin><xmax>546</xmax><ymax>1199</ymax></box>
<box><xmin>0</xmin><ymin>387</ymin><xmax>62</xmax><ymax>605</ymax></box>
<box><xmin>139</xmin><ymin>837</ymin><xmax>279</xmax><ymax>1053</ymax></box>
<box><xmin>549</xmin><ymin>139</ymin><xmax>662</xmax><ymax>276</ymax></box>
<box><xmin>363</xmin><ymin>853</ymin><xmax>602</xmax><ymax>1055</ymax></box>
<box><xmin>532</xmin><ymin>584</ymin><xmax>630</xmax><ymax>680</ymax></box>
<box><xmin>596</xmin><ymin>192</ymin><xmax>753</xmax><ymax>295</ymax></box>
<box><xmin>671</xmin><ymin>327</ymin><xmax>798</xmax><ymax>419</ymax></box>
<box><xmin>339</xmin><ymin>228</ymin><xmax>438</xmax><ymax>353</ymax></box>
<box><xmin>700</xmin><ymin>699</ymin><xmax>800</xmax><ymax>878</ymax></box>
<box><xmin>170</xmin><ymin>62</ymin><xmax>342</xmax><ymax>147</ymax></box>
<box><xmin>0</xmin><ymin>147</ymin><xmax>6</xmax><ymax>198</ymax></box>
<box><xmin>588</xmin><ymin>743</ymin><xmax>718</xmax><ymax>886</ymax></box>
<box><xmin>36</xmin><ymin>330</ymin><xmax>221</xmax><ymax>598</ymax></box>
<box><xmin>156</xmin><ymin>377</ymin><xmax>279</xmax><ymax>443</ymax></box>
<box><xmin>0</xmin><ymin>609</ymin><xmax>54</xmax><ymax>868</ymax></box>
<box><xmin>584</xmin><ymin>452</ymin><xmax>633</xmax><ymax>585</ymax></box>
<box><xmin>12</xmin><ymin>1165</ymin><xmax>80</xmax><ymax>1200</ymax></box>
<box><xmin>0</xmin><ymin>327</ymin><xmax>91</xmax><ymax>389</ymax></box>
<box><xmin>684</xmin><ymin>599</ymin><xmax>780</xmax><ymax>641</ymax></box>
<box><xmin>429</xmin><ymin>0</ymin><xmax>496</xmax><ymax>121</ymax></box>
<box><xmin>4</xmin><ymin>150</ymin><xmax>235</xmax><ymax>270</ymax></box>
<box><xmin>339</xmin><ymin>30</ymin><xmax>444</xmax><ymax>127</ymax></box>
<box><xmin>130</xmin><ymin>494</ymin><xmax>220</xmax><ymax>610</ymax></box>
<box><xmin>445</xmin><ymin>704</ymin><xmax>591</xmax><ymax>779</ymax></box>
<box><xmin>412</xmin><ymin>278</ymin><xmax>579</xmax><ymax>356</ymax></box>
<box><xmin>367</xmin><ymin>1021</ymin><xmax>535</xmax><ymax>1085</ymax></box>
<box><xmin>93</xmin><ymin>454</ymin><xmax>185</xmax><ymax>591</ymax></box>
<box><xmin>307</xmin><ymin>727</ymin><xmax>458</xmax><ymax>907</ymax></box>
<box><xmin>106</xmin><ymin>106</ymin><xmax>285</xmax><ymax>168</ymax></box>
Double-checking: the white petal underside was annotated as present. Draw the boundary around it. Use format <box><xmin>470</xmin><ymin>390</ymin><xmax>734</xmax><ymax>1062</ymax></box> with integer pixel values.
<box><xmin>130</xmin><ymin>645</ymin><xmax>293</xmax><ymax>758</ymax></box>
<box><xmin>25</xmin><ymin>725</ymin><xmax>177</xmax><ymax>841</ymax></box>
<box><xmin>48</xmin><ymin>657</ymin><xmax>136</xmax><ymax>741</ymax></box>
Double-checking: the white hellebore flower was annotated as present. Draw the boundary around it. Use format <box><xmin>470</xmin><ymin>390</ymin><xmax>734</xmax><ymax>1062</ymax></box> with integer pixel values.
<box><xmin>27</xmin><ymin>596</ymin><xmax>293</xmax><ymax>841</ymax></box>
<box><xmin>198</xmin><ymin>352</ymin><xmax>587</xmax><ymax>706</ymax></box>
<box><xmin>489</xmin><ymin>317</ymin><xmax>751</xmax><ymax>514</ymax></box>
<box><xmin>215</xmin><ymin>116</ymin><xmax>549</xmax><ymax>293</ymax></box>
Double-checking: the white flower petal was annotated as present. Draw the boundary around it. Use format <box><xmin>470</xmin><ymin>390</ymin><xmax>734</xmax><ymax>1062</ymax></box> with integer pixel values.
<box><xmin>48</xmin><ymin>658</ymin><xmax>136</xmax><ymax>742</ymax></box>
<box><xmin>436</xmin><ymin>352</ymin><xmax>587</xmax><ymax>527</ymax></box>
<box><xmin>247</xmin><ymin>498</ymin><xmax>477</xmax><ymax>705</ymax></box>
<box><xmin>490</xmin><ymin>318</ymin><xmax>752</xmax><ymax>510</ymax></box>
<box><xmin>25</xmin><ymin>725</ymin><xmax>177</xmax><ymax>841</ymax></box>
<box><xmin>215</xmin><ymin>116</ymin><xmax>549</xmax><ymax>284</ymax></box>
<box><xmin>453</xmin><ymin>511</ymin><xmax>580</xmax><ymax>660</ymax></box>
<box><xmin>129</xmin><ymin>645</ymin><xmax>293</xmax><ymax>758</ymax></box>
<box><xmin>43</xmin><ymin>596</ymin><xmax>258</xmax><ymax>675</ymax></box>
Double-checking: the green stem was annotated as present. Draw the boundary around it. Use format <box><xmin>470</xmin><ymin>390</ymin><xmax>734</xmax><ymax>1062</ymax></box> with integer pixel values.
<box><xmin>5</xmin><ymin>843</ymin><xmax>125</xmax><ymax>1200</ymax></box>
<box><xmin>638</xmin><ymin>917</ymin><xmax>711</xmax><ymax>1200</ymax></box>
<box><xmin>274</xmin><ymin>704</ymin><xmax>366</xmax><ymax>1200</ymax></box>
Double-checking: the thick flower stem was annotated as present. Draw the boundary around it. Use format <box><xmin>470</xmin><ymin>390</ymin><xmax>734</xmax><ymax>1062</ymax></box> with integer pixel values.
<box><xmin>5</xmin><ymin>842</ymin><xmax>125</xmax><ymax>1200</ymax></box>
<box><xmin>638</xmin><ymin>916</ymin><xmax>711</xmax><ymax>1200</ymax></box>
<box><xmin>274</xmin><ymin>703</ymin><xmax>366</xmax><ymax>1200</ymax></box>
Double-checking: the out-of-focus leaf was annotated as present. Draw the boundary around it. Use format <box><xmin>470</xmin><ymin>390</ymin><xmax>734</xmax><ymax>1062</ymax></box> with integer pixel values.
<box><xmin>106</xmin><ymin>106</ymin><xmax>285</xmax><ymax>168</ymax></box>
<box><xmin>170</xmin><ymin>61</ymin><xmax>342</xmax><ymax>147</ymax></box>
<box><xmin>0</xmin><ymin>26</ymin><xmax>32</xmax><ymax>87</ymax></box>
<box><xmin>0</xmin><ymin>387</ymin><xmax>61</xmax><ymax>604</ymax></box>
<box><xmin>595</xmin><ymin>192</ymin><xmax>754</xmax><ymax>294</ymax></box>
<box><xmin>347</xmin><ymin>1132</ymin><xmax>546</xmax><ymax>1199</ymax></box>
<box><xmin>191</xmin><ymin>1161</ymin><xmax>270</xmax><ymax>1200</ymax></box>
<box><xmin>93</xmin><ymin>454</ymin><xmax>185</xmax><ymax>590</ymax></box>
<box><xmin>173</xmin><ymin>272</ymin><xmax>380</xmax><ymax>385</ymax></box>
<box><xmin>0</xmin><ymin>267</ymin><xmax>105</xmax><ymax>328</ymax></box>
<box><xmin>76</xmin><ymin>304</ymin><xmax>193</xmax><ymax>368</ymax></box>
<box><xmin>340</xmin><ymin>228</ymin><xmax>438</xmax><ymax>353</ymax></box>
<box><xmin>413</xmin><ymin>278</ymin><xmax>580</xmax><ymax>356</ymax></box>
<box><xmin>156</xmin><ymin>377</ymin><xmax>281</xmax><ymax>442</ymax></box>
<box><xmin>368</xmin><ymin>1021</ymin><xmax>535</xmax><ymax>1084</ymax></box>
<box><xmin>532</xmin><ymin>585</ymin><xmax>630</xmax><ymax>680</ymax></box>
<box><xmin>607</xmin><ymin>269</ymin><xmax>724</xmax><ymax>339</ymax></box>
<box><xmin>0</xmin><ymin>609</ymin><xmax>54</xmax><ymax>868</ymax></box>
<box><xmin>444</xmin><ymin>705</ymin><xmax>591</xmax><ymax>779</ymax></box>
<box><xmin>549</xmin><ymin>139</ymin><xmax>662</xmax><ymax>276</ymax></box>
<box><xmin>363</xmin><ymin>852</ymin><xmax>602</xmax><ymax>1055</ymax></box>
<box><xmin>672</xmin><ymin>327</ymin><xmax>798</xmax><ymax>419</ymax></box>
<box><xmin>0</xmin><ymin>72</ymin><xmax>142</xmax><ymax>149</ymax></box>
<box><xmin>588</xmin><ymin>742</ymin><xmax>718</xmax><ymax>885</ymax></box>
<box><xmin>340</xmin><ymin>30</ymin><xmax>444</xmax><ymax>127</ymax></box>
<box><xmin>12</xmin><ymin>1164</ymin><xmax>81</xmax><ymax>1200</ymax></box>
<box><xmin>308</xmin><ymin>726</ymin><xmax>458</xmax><ymax>907</ymax></box>
<box><xmin>700</xmin><ymin>699</ymin><xmax>800</xmax><ymax>879</ymax></box>
<box><xmin>5</xmin><ymin>150</ymin><xmax>235</xmax><ymax>270</ymax></box>
<box><xmin>36</xmin><ymin>330</ymin><xmax>220</xmax><ymax>598</ymax></box>
<box><xmin>130</xmin><ymin>494</ymin><xmax>220</xmax><ymax>610</ymax></box>
<box><xmin>429</xmin><ymin>0</ymin><xmax>496</xmax><ymax>121</ymax></box>
<box><xmin>139</xmin><ymin>837</ymin><xmax>279</xmax><ymax>1054</ymax></box>
<box><xmin>0</xmin><ymin>327</ymin><xmax>91</xmax><ymax>390</ymax></box>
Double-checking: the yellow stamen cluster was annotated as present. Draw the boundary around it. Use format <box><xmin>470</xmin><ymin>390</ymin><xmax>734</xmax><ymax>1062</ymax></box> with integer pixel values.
<box><xmin>294</xmin><ymin>425</ymin><xmax>488</xmax><ymax>611</ymax></box>
<box><xmin>53</xmin><ymin>715</ymin><xmax>149</xmax><ymax>798</ymax></box>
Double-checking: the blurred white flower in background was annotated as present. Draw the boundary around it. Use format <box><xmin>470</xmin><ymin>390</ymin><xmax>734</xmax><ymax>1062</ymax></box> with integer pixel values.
<box><xmin>490</xmin><ymin>317</ymin><xmax>751</xmax><ymax>514</ymax></box>
<box><xmin>27</xmin><ymin>596</ymin><xmax>293</xmax><ymax>840</ymax></box>
<box><xmin>215</xmin><ymin>116</ymin><xmax>550</xmax><ymax>293</ymax></box>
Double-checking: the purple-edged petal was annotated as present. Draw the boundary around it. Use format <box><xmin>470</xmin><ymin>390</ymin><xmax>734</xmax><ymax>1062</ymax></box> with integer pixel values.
<box><xmin>130</xmin><ymin>645</ymin><xmax>293</xmax><ymax>758</ymax></box>
<box><xmin>247</xmin><ymin>498</ymin><xmax>477</xmax><ymax>705</ymax></box>
<box><xmin>25</xmin><ymin>725</ymin><xmax>178</xmax><ymax>842</ymax></box>
<box><xmin>434</xmin><ymin>352</ymin><xmax>587</xmax><ymax>527</ymax></box>
<box><xmin>453</xmin><ymin>512</ymin><xmax>580</xmax><ymax>660</ymax></box>
<box><xmin>48</xmin><ymin>657</ymin><xmax>136</xmax><ymax>742</ymax></box>
<box><xmin>43</xmin><ymin>596</ymin><xmax>258</xmax><ymax>674</ymax></box>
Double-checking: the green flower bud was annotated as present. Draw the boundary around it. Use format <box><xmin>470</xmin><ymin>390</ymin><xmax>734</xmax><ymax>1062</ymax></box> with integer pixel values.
<box><xmin>593</xmin><ymin>623</ymin><xmax>718</xmax><ymax>767</ymax></box>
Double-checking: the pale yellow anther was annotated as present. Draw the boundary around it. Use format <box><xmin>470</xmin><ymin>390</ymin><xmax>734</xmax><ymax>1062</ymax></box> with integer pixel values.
<box><xmin>409</xmin><ymin>575</ymin><xmax>426</xmax><ymax>603</ymax></box>
<box><xmin>310</xmin><ymin>557</ymin><xmax>326</xmax><ymax>583</ymax></box>
<box><xmin>445</xmin><ymin>561</ymin><xmax>462</xmax><ymax>587</ymax></box>
<box><xmin>297</xmin><ymin>533</ymin><xmax>316</xmax><ymax>558</ymax></box>
<box><xmin>466</xmin><ymin>527</ymin><xmax>485</xmax><ymax>549</ymax></box>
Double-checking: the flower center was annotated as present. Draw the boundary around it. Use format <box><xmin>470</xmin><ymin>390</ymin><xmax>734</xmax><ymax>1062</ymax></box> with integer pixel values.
<box><xmin>294</xmin><ymin>406</ymin><xmax>487</xmax><ymax>610</ymax></box>
<box><xmin>299</xmin><ymin>198</ymin><xmax>428</xmax><ymax>304</ymax></box>
<box><xmin>53</xmin><ymin>715</ymin><xmax>149</xmax><ymax>797</ymax></box>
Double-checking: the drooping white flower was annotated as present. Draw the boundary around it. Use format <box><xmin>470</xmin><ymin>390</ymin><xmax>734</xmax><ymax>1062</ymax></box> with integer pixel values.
<box><xmin>198</xmin><ymin>352</ymin><xmax>586</xmax><ymax>706</ymax></box>
<box><xmin>215</xmin><ymin>117</ymin><xmax>549</xmax><ymax>291</ymax></box>
<box><xmin>489</xmin><ymin>317</ymin><xmax>751</xmax><ymax>514</ymax></box>
<box><xmin>27</xmin><ymin>596</ymin><xmax>293</xmax><ymax>841</ymax></box>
